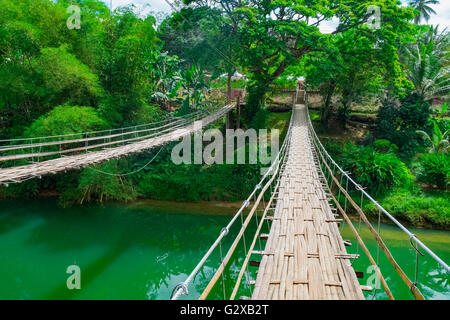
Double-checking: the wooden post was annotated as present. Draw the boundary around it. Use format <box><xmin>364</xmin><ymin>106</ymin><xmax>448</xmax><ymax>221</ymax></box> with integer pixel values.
<box><xmin>236</xmin><ymin>96</ymin><xmax>241</xmax><ymax>129</ymax></box>
<box><xmin>226</xmin><ymin>111</ymin><xmax>231</xmax><ymax>129</ymax></box>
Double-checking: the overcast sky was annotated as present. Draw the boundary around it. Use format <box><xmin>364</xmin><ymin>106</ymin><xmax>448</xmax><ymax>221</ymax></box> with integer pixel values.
<box><xmin>103</xmin><ymin>0</ymin><xmax>450</xmax><ymax>31</ymax></box>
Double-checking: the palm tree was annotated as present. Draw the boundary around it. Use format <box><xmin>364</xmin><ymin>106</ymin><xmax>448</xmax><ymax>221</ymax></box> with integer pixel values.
<box><xmin>409</xmin><ymin>0</ymin><xmax>439</xmax><ymax>24</ymax></box>
<box><xmin>400</xmin><ymin>26</ymin><xmax>450</xmax><ymax>101</ymax></box>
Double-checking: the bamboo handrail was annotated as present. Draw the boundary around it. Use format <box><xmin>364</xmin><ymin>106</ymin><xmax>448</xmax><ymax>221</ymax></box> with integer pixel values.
<box><xmin>0</xmin><ymin>117</ymin><xmax>191</xmax><ymax>152</ymax></box>
<box><xmin>314</xmin><ymin>132</ymin><xmax>425</xmax><ymax>300</ymax></box>
<box><xmin>0</xmin><ymin>120</ymin><xmax>191</xmax><ymax>161</ymax></box>
<box><xmin>199</xmin><ymin>159</ymin><xmax>281</xmax><ymax>300</ymax></box>
<box><xmin>315</xmin><ymin>148</ymin><xmax>395</xmax><ymax>299</ymax></box>
<box><xmin>229</xmin><ymin>176</ymin><xmax>282</xmax><ymax>300</ymax></box>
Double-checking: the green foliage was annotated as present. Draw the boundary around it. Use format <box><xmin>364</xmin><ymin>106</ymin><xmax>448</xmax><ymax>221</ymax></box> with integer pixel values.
<box><xmin>326</xmin><ymin>140</ymin><xmax>413</xmax><ymax>195</ymax></box>
<box><xmin>374</xmin><ymin>139</ymin><xmax>398</xmax><ymax>153</ymax></box>
<box><xmin>131</xmin><ymin>104</ymin><xmax>166</xmax><ymax>125</ymax></box>
<box><xmin>376</xmin><ymin>93</ymin><xmax>431</xmax><ymax>157</ymax></box>
<box><xmin>34</xmin><ymin>45</ymin><xmax>103</xmax><ymax>106</ymax></box>
<box><xmin>400</xmin><ymin>25</ymin><xmax>450</xmax><ymax>101</ymax></box>
<box><xmin>65</xmin><ymin>160</ymin><xmax>137</xmax><ymax>204</ymax></box>
<box><xmin>364</xmin><ymin>189</ymin><xmax>450</xmax><ymax>227</ymax></box>
<box><xmin>416</xmin><ymin>120</ymin><xmax>450</xmax><ymax>154</ymax></box>
<box><xmin>351</xmin><ymin>147</ymin><xmax>413</xmax><ymax>195</ymax></box>
<box><xmin>24</xmin><ymin>106</ymin><xmax>108</xmax><ymax>137</ymax></box>
<box><xmin>416</xmin><ymin>153</ymin><xmax>450</xmax><ymax>189</ymax></box>
<box><xmin>398</xmin><ymin>92</ymin><xmax>431</xmax><ymax>129</ymax></box>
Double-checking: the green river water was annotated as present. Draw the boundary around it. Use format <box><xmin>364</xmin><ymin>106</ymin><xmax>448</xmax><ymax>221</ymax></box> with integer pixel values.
<box><xmin>0</xmin><ymin>199</ymin><xmax>448</xmax><ymax>300</ymax></box>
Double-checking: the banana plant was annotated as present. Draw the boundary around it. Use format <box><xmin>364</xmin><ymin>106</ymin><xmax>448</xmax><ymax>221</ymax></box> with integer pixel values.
<box><xmin>416</xmin><ymin>120</ymin><xmax>450</xmax><ymax>154</ymax></box>
<box><xmin>149</xmin><ymin>48</ymin><xmax>183</xmax><ymax>110</ymax></box>
<box><xmin>179</xmin><ymin>64</ymin><xmax>210</xmax><ymax>115</ymax></box>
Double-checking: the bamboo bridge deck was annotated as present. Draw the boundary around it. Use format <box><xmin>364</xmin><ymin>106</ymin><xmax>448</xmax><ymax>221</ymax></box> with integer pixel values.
<box><xmin>251</xmin><ymin>104</ymin><xmax>364</xmax><ymax>300</ymax></box>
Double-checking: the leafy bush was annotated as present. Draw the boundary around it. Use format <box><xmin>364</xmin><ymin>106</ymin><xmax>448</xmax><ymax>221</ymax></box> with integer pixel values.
<box><xmin>349</xmin><ymin>147</ymin><xmax>413</xmax><ymax>195</ymax></box>
<box><xmin>325</xmin><ymin>140</ymin><xmax>412</xmax><ymax>195</ymax></box>
<box><xmin>131</xmin><ymin>104</ymin><xmax>166</xmax><ymax>125</ymax></box>
<box><xmin>24</xmin><ymin>106</ymin><xmax>108</xmax><ymax>137</ymax></box>
<box><xmin>35</xmin><ymin>45</ymin><xmax>103</xmax><ymax>106</ymax></box>
<box><xmin>374</xmin><ymin>139</ymin><xmax>398</xmax><ymax>153</ymax></box>
<box><xmin>375</xmin><ymin>94</ymin><xmax>430</xmax><ymax>157</ymax></box>
<box><xmin>397</xmin><ymin>93</ymin><xmax>431</xmax><ymax>130</ymax></box>
<box><xmin>416</xmin><ymin>153</ymin><xmax>450</xmax><ymax>189</ymax></box>
<box><xmin>65</xmin><ymin>160</ymin><xmax>137</xmax><ymax>204</ymax></box>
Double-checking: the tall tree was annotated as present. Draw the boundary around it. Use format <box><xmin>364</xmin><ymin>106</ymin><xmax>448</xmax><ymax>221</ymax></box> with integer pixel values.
<box><xmin>400</xmin><ymin>25</ymin><xmax>450</xmax><ymax>101</ymax></box>
<box><xmin>409</xmin><ymin>0</ymin><xmax>439</xmax><ymax>24</ymax></box>
<box><xmin>185</xmin><ymin>0</ymin><xmax>414</xmax><ymax>127</ymax></box>
<box><xmin>159</xmin><ymin>6</ymin><xmax>239</xmax><ymax>103</ymax></box>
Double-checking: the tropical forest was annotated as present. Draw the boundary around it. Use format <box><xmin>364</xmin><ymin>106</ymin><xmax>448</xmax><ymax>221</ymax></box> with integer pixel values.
<box><xmin>0</xmin><ymin>0</ymin><xmax>448</xmax><ymax>302</ymax></box>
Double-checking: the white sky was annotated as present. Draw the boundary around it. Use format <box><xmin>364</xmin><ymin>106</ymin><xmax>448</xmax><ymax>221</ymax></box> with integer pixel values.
<box><xmin>103</xmin><ymin>0</ymin><xmax>450</xmax><ymax>31</ymax></box>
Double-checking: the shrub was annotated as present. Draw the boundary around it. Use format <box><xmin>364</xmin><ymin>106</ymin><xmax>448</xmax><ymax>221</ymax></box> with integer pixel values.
<box><xmin>24</xmin><ymin>106</ymin><xmax>108</xmax><ymax>137</ymax></box>
<box><xmin>416</xmin><ymin>153</ymin><xmax>450</xmax><ymax>189</ymax></box>
<box><xmin>375</xmin><ymin>94</ymin><xmax>430</xmax><ymax>158</ymax></box>
<box><xmin>374</xmin><ymin>139</ymin><xmax>391</xmax><ymax>153</ymax></box>
<box><xmin>132</xmin><ymin>104</ymin><xmax>166</xmax><ymax>125</ymax></box>
<box><xmin>324</xmin><ymin>141</ymin><xmax>412</xmax><ymax>195</ymax></box>
<box><xmin>349</xmin><ymin>147</ymin><xmax>413</xmax><ymax>195</ymax></box>
<box><xmin>374</xmin><ymin>139</ymin><xmax>398</xmax><ymax>153</ymax></box>
<box><xmin>63</xmin><ymin>159</ymin><xmax>137</xmax><ymax>204</ymax></box>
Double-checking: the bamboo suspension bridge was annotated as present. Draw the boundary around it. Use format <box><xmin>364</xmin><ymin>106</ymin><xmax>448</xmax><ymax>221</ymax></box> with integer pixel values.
<box><xmin>0</xmin><ymin>105</ymin><xmax>234</xmax><ymax>184</ymax></box>
<box><xmin>0</xmin><ymin>90</ymin><xmax>448</xmax><ymax>300</ymax></box>
<box><xmin>170</xmin><ymin>90</ymin><xmax>449</xmax><ymax>300</ymax></box>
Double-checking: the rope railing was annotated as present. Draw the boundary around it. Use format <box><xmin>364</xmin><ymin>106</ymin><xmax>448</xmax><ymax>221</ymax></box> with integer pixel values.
<box><xmin>304</xmin><ymin>90</ymin><xmax>449</xmax><ymax>300</ymax></box>
<box><xmin>0</xmin><ymin>111</ymin><xmax>207</xmax><ymax>164</ymax></box>
<box><xmin>0</xmin><ymin>110</ymin><xmax>206</xmax><ymax>146</ymax></box>
<box><xmin>170</xmin><ymin>103</ymin><xmax>295</xmax><ymax>300</ymax></box>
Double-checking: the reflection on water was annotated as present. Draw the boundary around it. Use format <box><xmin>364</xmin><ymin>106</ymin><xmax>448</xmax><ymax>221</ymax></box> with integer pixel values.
<box><xmin>0</xmin><ymin>199</ymin><xmax>448</xmax><ymax>300</ymax></box>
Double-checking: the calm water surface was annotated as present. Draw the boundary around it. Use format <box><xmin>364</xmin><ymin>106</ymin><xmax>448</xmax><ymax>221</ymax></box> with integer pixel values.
<box><xmin>0</xmin><ymin>199</ymin><xmax>448</xmax><ymax>300</ymax></box>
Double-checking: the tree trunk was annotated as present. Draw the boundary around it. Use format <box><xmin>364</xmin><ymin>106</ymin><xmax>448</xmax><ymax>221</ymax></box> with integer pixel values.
<box><xmin>321</xmin><ymin>81</ymin><xmax>336</xmax><ymax>125</ymax></box>
<box><xmin>226</xmin><ymin>71</ymin><xmax>233</xmax><ymax>104</ymax></box>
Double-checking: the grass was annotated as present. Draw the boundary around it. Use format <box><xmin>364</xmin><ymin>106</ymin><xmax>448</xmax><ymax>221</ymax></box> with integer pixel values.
<box><xmin>364</xmin><ymin>189</ymin><xmax>450</xmax><ymax>228</ymax></box>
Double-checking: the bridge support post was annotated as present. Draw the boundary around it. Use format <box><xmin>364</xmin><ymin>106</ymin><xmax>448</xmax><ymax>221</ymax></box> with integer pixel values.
<box><xmin>226</xmin><ymin>111</ymin><xmax>232</xmax><ymax>129</ymax></box>
<box><xmin>236</xmin><ymin>96</ymin><xmax>241</xmax><ymax>129</ymax></box>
